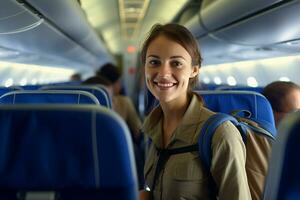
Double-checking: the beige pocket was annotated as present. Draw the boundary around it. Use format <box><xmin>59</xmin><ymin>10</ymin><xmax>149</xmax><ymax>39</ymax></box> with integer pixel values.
<box><xmin>167</xmin><ymin>158</ymin><xmax>208</xmax><ymax>200</ymax></box>
<box><xmin>171</xmin><ymin>154</ymin><xmax>206</xmax><ymax>182</ymax></box>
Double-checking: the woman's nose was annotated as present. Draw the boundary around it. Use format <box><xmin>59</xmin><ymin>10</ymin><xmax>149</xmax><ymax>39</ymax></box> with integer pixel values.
<box><xmin>158</xmin><ymin>63</ymin><xmax>171</xmax><ymax>77</ymax></box>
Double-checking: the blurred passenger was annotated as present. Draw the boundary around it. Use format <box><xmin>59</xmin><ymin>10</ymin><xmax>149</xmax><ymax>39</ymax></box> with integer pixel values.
<box><xmin>139</xmin><ymin>23</ymin><xmax>251</xmax><ymax>200</ymax></box>
<box><xmin>263</xmin><ymin>81</ymin><xmax>300</xmax><ymax>127</ymax></box>
<box><xmin>83</xmin><ymin>73</ymin><xmax>144</xmax><ymax>188</ymax></box>
<box><xmin>97</xmin><ymin>63</ymin><xmax>142</xmax><ymax>141</ymax></box>
<box><xmin>82</xmin><ymin>75</ymin><xmax>113</xmax><ymax>98</ymax></box>
<box><xmin>70</xmin><ymin>73</ymin><xmax>82</xmax><ymax>82</ymax></box>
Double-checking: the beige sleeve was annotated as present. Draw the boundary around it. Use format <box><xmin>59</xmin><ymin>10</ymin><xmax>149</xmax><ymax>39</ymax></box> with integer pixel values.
<box><xmin>124</xmin><ymin>97</ymin><xmax>142</xmax><ymax>138</ymax></box>
<box><xmin>211</xmin><ymin>121</ymin><xmax>251</xmax><ymax>200</ymax></box>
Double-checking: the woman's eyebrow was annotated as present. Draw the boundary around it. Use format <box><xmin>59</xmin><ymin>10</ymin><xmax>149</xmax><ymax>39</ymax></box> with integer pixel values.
<box><xmin>170</xmin><ymin>56</ymin><xmax>186</xmax><ymax>60</ymax></box>
<box><xmin>147</xmin><ymin>55</ymin><xmax>160</xmax><ymax>58</ymax></box>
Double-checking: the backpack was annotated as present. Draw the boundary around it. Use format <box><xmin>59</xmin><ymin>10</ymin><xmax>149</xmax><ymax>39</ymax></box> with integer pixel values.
<box><xmin>150</xmin><ymin>112</ymin><xmax>276</xmax><ymax>200</ymax></box>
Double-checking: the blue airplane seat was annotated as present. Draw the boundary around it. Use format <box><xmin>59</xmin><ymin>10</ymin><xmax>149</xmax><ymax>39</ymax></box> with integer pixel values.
<box><xmin>217</xmin><ymin>85</ymin><xmax>264</xmax><ymax>93</ymax></box>
<box><xmin>41</xmin><ymin>85</ymin><xmax>112</xmax><ymax>108</ymax></box>
<box><xmin>264</xmin><ymin>111</ymin><xmax>300</xmax><ymax>200</ymax></box>
<box><xmin>0</xmin><ymin>90</ymin><xmax>100</xmax><ymax>105</ymax></box>
<box><xmin>0</xmin><ymin>104</ymin><xmax>138</xmax><ymax>200</ymax></box>
<box><xmin>21</xmin><ymin>85</ymin><xmax>43</xmax><ymax>90</ymax></box>
<box><xmin>0</xmin><ymin>86</ymin><xmax>22</xmax><ymax>97</ymax></box>
<box><xmin>196</xmin><ymin>83</ymin><xmax>227</xmax><ymax>90</ymax></box>
<box><xmin>195</xmin><ymin>90</ymin><xmax>276</xmax><ymax>136</ymax></box>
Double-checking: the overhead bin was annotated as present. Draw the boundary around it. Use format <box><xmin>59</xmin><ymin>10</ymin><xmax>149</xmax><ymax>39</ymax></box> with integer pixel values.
<box><xmin>0</xmin><ymin>0</ymin><xmax>111</xmax><ymax>71</ymax></box>
<box><xmin>25</xmin><ymin>0</ymin><xmax>110</xmax><ymax>63</ymax></box>
<box><xmin>184</xmin><ymin>13</ymin><xmax>206</xmax><ymax>38</ymax></box>
<box><xmin>0</xmin><ymin>1</ymin><xmax>40</xmax><ymax>35</ymax></box>
<box><xmin>211</xmin><ymin>0</ymin><xmax>300</xmax><ymax>45</ymax></box>
<box><xmin>200</xmin><ymin>0</ymin><xmax>282</xmax><ymax>31</ymax></box>
<box><xmin>184</xmin><ymin>0</ymin><xmax>300</xmax><ymax>65</ymax></box>
<box><xmin>0</xmin><ymin>1</ymin><xmax>24</xmax><ymax>19</ymax></box>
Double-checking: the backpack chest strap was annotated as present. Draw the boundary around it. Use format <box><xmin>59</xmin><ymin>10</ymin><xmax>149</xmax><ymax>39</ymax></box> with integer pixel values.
<box><xmin>149</xmin><ymin>144</ymin><xmax>198</xmax><ymax>199</ymax></box>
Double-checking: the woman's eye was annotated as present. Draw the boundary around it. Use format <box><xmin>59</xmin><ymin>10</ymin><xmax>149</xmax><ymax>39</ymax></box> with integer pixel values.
<box><xmin>148</xmin><ymin>60</ymin><xmax>160</xmax><ymax>66</ymax></box>
<box><xmin>171</xmin><ymin>61</ymin><xmax>182</xmax><ymax>67</ymax></box>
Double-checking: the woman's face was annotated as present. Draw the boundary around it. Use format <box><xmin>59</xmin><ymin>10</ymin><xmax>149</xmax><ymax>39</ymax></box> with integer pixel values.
<box><xmin>145</xmin><ymin>35</ymin><xmax>198</xmax><ymax>103</ymax></box>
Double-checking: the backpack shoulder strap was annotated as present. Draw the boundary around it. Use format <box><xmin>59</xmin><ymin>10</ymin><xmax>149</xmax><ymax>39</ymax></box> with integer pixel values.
<box><xmin>199</xmin><ymin>113</ymin><xmax>239</xmax><ymax>171</ymax></box>
<box><xmin>149</xmin><ymin>144</ymin><xmax>198</xmax><ymax>199</ymax></box>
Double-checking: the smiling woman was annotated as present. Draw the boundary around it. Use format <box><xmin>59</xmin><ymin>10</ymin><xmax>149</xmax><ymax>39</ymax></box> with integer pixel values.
<box><xmin>139</xmin><ymin>24</ymin><xmax>251</xmax><ymax>200</ymax></box>
<box><xmin>144</xmin><ymin>36</ymin><xmax>198</xmax><ymax>103</ymax></box>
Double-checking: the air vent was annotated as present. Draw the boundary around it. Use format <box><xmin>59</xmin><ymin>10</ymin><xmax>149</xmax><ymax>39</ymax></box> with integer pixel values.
<box><xmin>119</xmin><ymin>0</ymin><xmax>150</xmax><ymax>39</ymax></box>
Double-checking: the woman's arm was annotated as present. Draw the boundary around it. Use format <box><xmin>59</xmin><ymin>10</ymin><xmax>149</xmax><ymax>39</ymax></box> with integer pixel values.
<box><xmin>211</xmin><ymin>121</ymin><xmax>251</xmax><ymax>200</ymax></box>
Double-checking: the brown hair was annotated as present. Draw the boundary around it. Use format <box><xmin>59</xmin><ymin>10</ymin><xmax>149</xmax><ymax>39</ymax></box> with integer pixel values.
<box><xmin>82</xmin><ymin>75</ymin><xmax>112</xmax><ymax>86</ymax></box>
<box><xmin>262</xmin><ymin>81</ymin><xmax>300</xmax><ymax>112</ymax></box>
<box><xmin>141</xmin><ymin>23</ymin><xmax>202</xmax><ymax>90</ymax></box>
<box><xmin>96</xmin><ymin>63</ymin><xmax>121</xmax><ymax>84</ymax></box>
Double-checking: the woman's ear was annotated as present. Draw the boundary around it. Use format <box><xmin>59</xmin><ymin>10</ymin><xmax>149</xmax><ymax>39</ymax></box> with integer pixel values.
<box><xmin>190</xmin><ymin>65</ymin><xmax>199</xmax><ymax>78</ymax></box>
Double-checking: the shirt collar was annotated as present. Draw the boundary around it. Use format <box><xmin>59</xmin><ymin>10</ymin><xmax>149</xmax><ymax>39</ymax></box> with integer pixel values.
<box><xmin>142</xmin><ymin>93</ymin><xmax>207</xmax><ymax>147</ymax></box>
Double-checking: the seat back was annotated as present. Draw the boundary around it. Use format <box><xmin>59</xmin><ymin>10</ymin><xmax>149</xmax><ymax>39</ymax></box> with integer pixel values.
<box><xmin>41</xmin><ymin>85</ymin><xmax>112</xmax><ymax>108</ymax></box>
<box><xmin>264</xmin><ymin>111</ymin><xmax>300</xmax><ymax>200</ymax></box>
<box><xmin>0</xmin><ymin>104</ymin><xmax>137</xmax><ymax>199</ymax></box>
<box><xmin>217</xmin><ymin>85</ymin><xmax>264</xmax><ymax>93</ymax></box>
<box><xmin>0</xmin><ymin>90</ymin><xmax>99</xmax><ymax>105</ymax></box>
<box><xmin>195</xmin><ymin>90</ymin><xmax>276</xmax><ymax>135</ymax></box>
<box><xmin>0</xmin><ymin>86</ymin><xmax>22</xmax><ymax>96</ymax></box>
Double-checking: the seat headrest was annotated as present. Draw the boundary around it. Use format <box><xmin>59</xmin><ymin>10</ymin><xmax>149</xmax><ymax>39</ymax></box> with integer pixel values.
<box><xmin>41</xmin><ymin>85</ymin><xmax>112</xmax><ymax>108</ymax></box>
<box><xmin>0</xmin><ymin>90</ymin><xmax>99</xmax><ymax>105</ymax></box>
<box><xmin>195</xmin><ymin>90</ymin><xmax>276</xmax><ymax>133</ymax></box>
<box><xmin>217</xmin><ymin>86</ymin><xmax>264</xmax><ymax>93</ymax></box>
<box><xmin>0</xmin><ymin>105</ymin><xmax>137</xmax><ymax>194</ymax></box>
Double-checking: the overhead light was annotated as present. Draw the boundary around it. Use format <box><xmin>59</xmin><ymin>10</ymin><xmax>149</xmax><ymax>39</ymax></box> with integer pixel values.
<box><xmin>203</xmin><ymin>77</ymin><xmax>210</xmax><ymax>84</ymax></box>
<box><xmin>0</xmin><ymin>61</ymin><xmax>75</xmax><ymax>86</ymax></box>
<box><xmin>227</xmin><ymin>76</ymin><xmax>237</xmax><ymax>86</ymax></box>
<box><xmin>213</xmin><ymin>77</ymin><xmax>222</xmax><ymax>85</ymax></box>
<box><xmin>4</xmin><ymin>78</ymin><xmax>14</xmax><ymax>87</ymax></box>
<box><xmin>127</xmin><ymin>45</ymin><xmax>136</xmax><ymax>53</ymax></box>
<box><xmin>20</xmin><ymin>78</ymin><xmax>27</xmax><ymax>86</ymax></box>
<box><xmin>279</xmin><ymin>77</ymin><xmax>290</xmax><ymax>82</ymax></box>
<box><xmin>31</xmin><ymin>79</ymin><xmax>38</xmax><ymax>85</ymax></box>
<box><xmin>247</xmin><ymin>77</ymin><xmax>258</xmax><ymax>87</ymax></box>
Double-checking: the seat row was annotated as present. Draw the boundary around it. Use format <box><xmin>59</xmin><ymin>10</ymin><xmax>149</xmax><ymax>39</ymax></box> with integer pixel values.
<box><xmin>0</xmin><ymin>84</ymin><xmax>139</xmax><ymax>199</ymax></box>
<box><xmin>0</xmin><ymin>84</ymin><xmax>298</xmax><ymax>199</ymax></box>
<box><xmin>0</xmin><ymin>85</ymin><xmax>112</xmax><ymax>108</ymax></box>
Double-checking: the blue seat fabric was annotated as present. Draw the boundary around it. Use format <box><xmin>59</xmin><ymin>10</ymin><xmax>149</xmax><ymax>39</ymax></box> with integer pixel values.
<box><xmin>41</xmin><ymin>86</ymin><xmax>112</xmax><ymax>108</ymax></box>
<box><xmin>0</xmin><ymin>105</ymin><xmax>137</xmax><ymax>199</ymax></box>
<box><xmin>195</xmin><ymin>91</ymin><xmax>276</xmax><ymax>135</ymax></box>
<box><xmin>0</xmin><ymin>91</ymin><xmax>98</xmax><ymax>105</ymax></box>
<box><xmin>264</xmin><ymin>112</ymin><xmax>300</xmax><ymax>200</ymax></box>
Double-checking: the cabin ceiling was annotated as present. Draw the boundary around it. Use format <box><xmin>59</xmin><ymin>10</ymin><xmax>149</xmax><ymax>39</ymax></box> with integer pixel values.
<box><xmin>80</xmin><ymin>0</ymin><xmax>190</xmax><ymax>55</ymax></box>
<box><xmin>2</xmin><ymin>0</ymin><xmax>300</xmax><ymax>74</ymax></box>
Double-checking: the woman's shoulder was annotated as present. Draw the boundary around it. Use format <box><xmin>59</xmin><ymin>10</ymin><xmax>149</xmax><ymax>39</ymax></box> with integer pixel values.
<box><xmin>212</xmin><ymin>120</ymin><xmax>244</xmax><ymax>149</ymax></box>
<box><xmin>114</xmin><ymin>95</ymin><xmax>130</xmax><ymax>102</ymax></box>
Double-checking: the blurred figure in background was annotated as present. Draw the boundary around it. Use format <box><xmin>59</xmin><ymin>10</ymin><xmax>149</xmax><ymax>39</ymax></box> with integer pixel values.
<box><xmin>97</xmin><ymin>63</ymin><xmax>142</xmax><ymax>141</ymax></box>
<box><xmin>263</xmin><ymin>81</ymin><xmax>300</xmax><ymax>127</ymax></box>
<box><xmin>82</xmin><ymin>75</ymin><xmax>113</xmax><ymax>98</ymax></box>
<box><xmin>70</xmin><ymin>73</ymin><xmax>82</xmax><ymax>82</ymax></box>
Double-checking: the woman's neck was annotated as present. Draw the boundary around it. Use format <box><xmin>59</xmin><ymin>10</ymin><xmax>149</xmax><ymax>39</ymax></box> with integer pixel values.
<box><xmin>160</xmin><ymin>93</ymin><xmax>192</xmax><ymax>147</ymax></box>
<box><xmin>161</xmin><ymin>93</ymin><xmax>191</xmax><ymax>120</ymax></box>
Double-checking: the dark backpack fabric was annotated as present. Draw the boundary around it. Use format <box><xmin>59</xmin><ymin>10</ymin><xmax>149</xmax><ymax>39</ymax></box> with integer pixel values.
<box><xmin>149</xmin><ymin>112</ymin><xmax>275</xmax><ymax>200</ymax></box>
<box><xmin>199</xmin><ymin>113</ymin><xmax>275</xmax><ymax>200</ymax></box>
